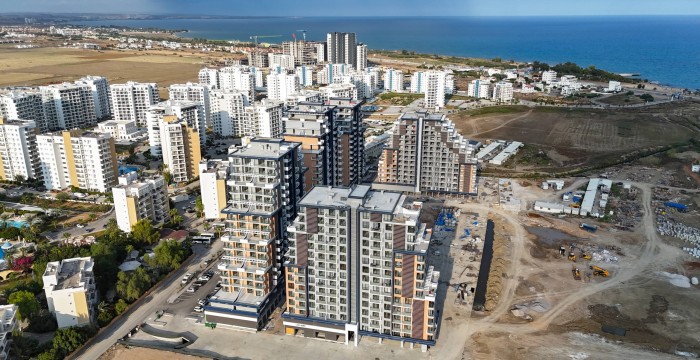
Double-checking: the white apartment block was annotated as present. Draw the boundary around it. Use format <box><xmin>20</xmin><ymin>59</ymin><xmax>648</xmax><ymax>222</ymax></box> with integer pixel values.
<box><xmin>541</xmin><ymin>70</ymin><xmax>557</xmax><ymax>83</ymax></box>
<box><xmin>284</xmin><ymin>90</ymin><xmax>323</xmax><ymax>108</ymax></box>
<box><xmin>244</xmin><ymin>100</ymin><xmax>284</xmax><ymax>138</ymax></box>
<box><xmin>0</xmin><ymin>118</ymin><xmax>41</xmax><ymax>182</ymax></box>
<box><xmin>110</xmin><ymin>82</ymin><xmax>159</xmax><ymax>127</ymax></box>
<box><xmin>467</xmin><ymin>79</ymin><xmax>492</xmax><ymax>99</ymax></box>
<box><xmin>383</xmin><ymin>69</ymin><xmax>404</xmax><ymax>92</ymax></box>
<box><xmin>217</xmin><ymin>66</ymin><xmax>256</xmax><ymax>100</ymax></box>
<box><xmin>96</xmin><ymin>119</ymin><xmax>145</xmax><ymax>141</ymax></box>
<box><xmin>75</xmin><ymin>75</ymin><xmax>111</xmax><ymax>120</ymax></box>
<box><xmin>320</xmin><ymin>83</ymin><xmax>358</xmax><ymax>102</ymax></box>
<box><xmin>198</xmin><ymin>159</ymin><xmax>229</xmax><ymax>219</ymax></box>
<box><xmin>266</xmin><ymin>72</ymin><xmax>301</xmax><ymax>102</ymax></box>
<box><xmin>198</xmin><ymin>68</ymin><xmax>219</xmax><ymax>88</ymax></box>
<box><xmin>492</xmin><ymin>81</ymin><xmax>514</xmax><ymax>102</ymax></box>
<box><xmin>40</xmin><ymin>83</ymin><xmax>97</xmax><ymax>130</ymax></box>
<box><xmin>159</xmin><ymin>117</ymin><xmax>201</xmax><ymax>183</ymax></box>
<box><xmin>356</xmin><ymin>43</ymin><xmax>368</xmax><ymax>71</ymax></box>
<box><xmin>43</xmin><ymin>257</ymin><xmax>97</xmax><ymax>329</ymax></box>
<box><xmin>315</xmin><ymin>42</ymin><xmax>326</xmax><ymax>63</ymax></box>
<box><xmin>295</xmin><ymin>66</ymin><xmax>314</xmax><ymax>87</ymax></box>
<box><xmin>410</xmin><ymin>71</ymin><xmax>425</xmax><ymax>93</ymax></box>
<box><xmin>210</xmin><ymin>89</ymin><xmax>249</xmax><ymax>137</ymax></box>
<box><xmin>169</xmin><ymin>82</ymin><xmax>211</xmax><ymax>127</ymax></box>
<box><xmin>341</xmin><ymin>73</ymin><xmax>374</xmax><ymax>99</ymax></box>
<box><xmin>317</xmin><ymin>63</ymin><xmax>353</xmax><ymax>85</ymax></box>
<box><xmin>607</xmin><ymin>80</ymin><xmax>622</xmax><ymax>92</ymax></box>
<box><xmin>147</xmin><ymin>100</ymin><xmax>205</xmax><ymax>156</ymax></box>
<box><xmin>424</xmin><ymin>71</ymin><xmax>448</xmax><ymax>108</ymax></box>
<box><xmin>268</xmin><ymin>53</ymin><xmax>295</xmax><ymax>70</ymax></box>
<box><xmin>0</xmin><ymin>305</ymin><xmax>18</xmax><ymax>360</ymax></box>
<box><xmin>0</xmin><ymin>90</ymin><xmax>46</xmax><ymax>132</ymax></box>
<box><xmin>113</xmin><ymin>172</ymin><xmax>170</xmax><ymax>232</ymax></box>
<box><xmin>37</xmin><ymin>130</ymin><xmax>118</xmax><ymax>193</ymax></box>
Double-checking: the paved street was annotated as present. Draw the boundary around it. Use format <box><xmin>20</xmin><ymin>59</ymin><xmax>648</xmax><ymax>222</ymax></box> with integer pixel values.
<box><xmin>70</xmin><ymin>238</ymin><xmax>224</xmax><ymax>360</ymax></box>
<box><xmin>44</xmin><ymin>209</ymin><xmax>115</xmax><ymax>242</ymax></box>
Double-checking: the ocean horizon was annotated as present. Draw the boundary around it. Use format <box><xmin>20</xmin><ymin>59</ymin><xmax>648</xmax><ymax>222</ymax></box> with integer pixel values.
<box><xmin>72</xmin><ymin>16</ymin><xmax>700</xmax><ymax>89</ymax></box>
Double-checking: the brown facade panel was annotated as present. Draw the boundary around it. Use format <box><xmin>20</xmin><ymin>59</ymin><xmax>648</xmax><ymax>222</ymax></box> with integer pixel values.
<box><xmin>370</xmin><ymin>212</ymin><xmax>382</xmax><ymax>223</ymax></box>
<box><xmin>411</xmin><ymin>299</ymin><xmax>425</xmax><ymax>339</ymax></box>
<box><xmin>306</xmin><ymin>208</ymin><xmax>318</xmax><ymax>234</ymax></box>
<box><xmin>205</xmin><ymin>314</ymin><xmax>258</xmax><ymax>329</ymax></box>
<box><xmin>402</xmin><ymin>254</ymin><xmax>415</xmax><ymax>298</ymax></box>
<box><xmin>296</xmin><ymin>233</ymin><xmax>308</xmax><ymax>266</ymax></box>
<box><xmin>393</xmin><ymin>225</ymin><xmax>406</xmax><ymax>250</ymax></box>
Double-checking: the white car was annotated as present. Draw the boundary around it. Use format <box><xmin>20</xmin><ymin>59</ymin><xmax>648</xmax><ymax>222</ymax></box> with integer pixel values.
<box><xmin>76</xmin><ymin>224</ymin><xmax>85</xmax><ymax>228</ymax></box>
<box><xmin>198</xmin><ymin>299</ymin><xmax>208</xmax><ymax>306</ymax></box>
<box><xmin>186</xmin><ymin>286</ymin><xmax>197</xmax><ymax>293</ymax></box>
<box><xmin>194</xmin><ymin>305</ymin><xmax>204</xmax><ymax>312</ymax></box>
<box><xmin>197</xmin><ymin>275</ymin><xmax>211</xmax><ymax>282</ymax></box>
<box><xmin>189</xmin><ymin>200</ymin><xmax>196</xmax><ymax>205</ymax></box>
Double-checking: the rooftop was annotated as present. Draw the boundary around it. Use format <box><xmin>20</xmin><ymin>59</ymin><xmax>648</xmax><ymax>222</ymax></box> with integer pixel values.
<box><xmin>229</xmin><ymin>138</ymin><xmax>298</xmax><ymax>159</ymax></box>
<box><xmin>44</xmin><ymin>257</ymin><xmax>94</xmax><ymax>291</ymax></box>
<box><xmin>208</xmin><ymin>288</ymin><xmax>266</xmax><ymax>307</ymax></box>
<box><xmin>299</xmin><ymin>185</ymin><xmax>402</xmax><ymax>213</ymax></box>
<box><xmin>400</xmin><ymin>111</ymin><xmax>446</xmax><ymax>122</ymax></box>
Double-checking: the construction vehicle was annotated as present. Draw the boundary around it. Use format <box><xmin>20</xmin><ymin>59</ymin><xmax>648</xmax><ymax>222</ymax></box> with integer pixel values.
<box><xmin>572</xmin><ymin>267</ymin><xmax>581</xmax><ymax>280</ymax></box>
<box><xmin>590</xmin><ymin>265</ymin><xmax>609</xmax><ymax>277</ymax></box>
<box><xmin>582</xmin><ymin>253</ymin><xmax>592</xmax><ymax>260</ymax></box>
<box><xmin>580</xmin><ymin>223</ymin><xmax>598</xmax><ymax>233</ymax></box>
<box><xmin>568</xmin><ymin>252</ymin><xmax>577</xmax><ymax>262</ymax></box>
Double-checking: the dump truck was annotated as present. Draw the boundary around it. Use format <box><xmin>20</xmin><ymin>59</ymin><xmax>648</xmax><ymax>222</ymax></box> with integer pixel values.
<box><xmin>572</xmin><ymin>267</ymin><xmax>581</xmax><ymax>280</ymax></box>
<box><xmin>568</xmin><ymin>252</ymin><xmax>577</xmax><ymax>262</ymax></box>
<box><xmin>590</xmin><ymin>265</ymin><xmax>609</xmax><ymax>277</ymax></box>
<box><xmin>580</xmin><ymin>223</ymin><xmax>598</xmax><ymax>233</ymax></box>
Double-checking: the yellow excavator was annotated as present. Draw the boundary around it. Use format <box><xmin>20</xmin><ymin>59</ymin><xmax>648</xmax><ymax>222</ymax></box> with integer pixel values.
<box><xmin>590</xmin><ymin>265</ymin><xmax>609</xmax><ymax>277</ymax></box>
<box><xmin>572</xmin><ymin>267</ymin><xmax>581</xmax><ymax>280</ymax></box>
<box><xmin>582</xmin><ymin>253</ymin><xmax>592</xmax><ymax>260</ymax></box>
<box><xmin>568</xmin><ymin>252</ymin><xmax>577</xmax><ymax>262</ymax></box>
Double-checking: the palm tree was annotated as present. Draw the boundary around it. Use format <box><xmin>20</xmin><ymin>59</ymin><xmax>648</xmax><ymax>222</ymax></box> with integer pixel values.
<box><xmin>0</xmin><ymin>213</ymin><xmax>9</xmax><ymax>230</ymax></box>
<box><xmin>203</xmin><ymin>222</ymin><xmax>211</xmax><ymax>232</ymax></box>
<box><xmin>97</xmin><ymin>301</ymin><xmax>110</xmax><ymax>314</ymax></box>
<box><xmin>62</xmin><ymin>232</ymin><xmax>71</xmax><ymax>242</ymax></box>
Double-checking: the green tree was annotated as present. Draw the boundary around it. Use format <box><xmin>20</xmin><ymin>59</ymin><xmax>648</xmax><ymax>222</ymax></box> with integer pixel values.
<box><xmin>52</xmin><ymin>327</ymin><xmax>87</xmax><ymax>358</ymax></box>
<box><xmin>37</xmin><ymin>349</ymin><xmax>58</xmax><ymax>360</ymax></box>
<box><xmin>146</xmin><ymin>239</ymin><xmax>187</xmax><ymax>271</ymax></box>
<box><xmin>55</xmin><ymin>192</ymin><xmax>70</xmax><ymax>201</ymax></box>
<box><xmin>131</xmin><ymin>219</ymin><xmax>159</xmax><ymax>245</ymax></box>
<box><xmin>163</xmin><ymin>170</ymin><xmax>172</xmax><ymax>185</ymax></box>
<box><xmin>203</xmin><ymin>222</ymin><xmax>211</xmax><ymax>232</ymax></box>
<box><xmin>116</xmin><ymin>268</ymin><xmax>151</xmax><ymax>302</ymax></box>
<box><xmin>9</xmin><ymin>290</ymin><xmax>39</xmax><ymax>320</ymax></box>
<box><xmin>90</xmin><ymin>241</ymin><xmax>119</xmax><ymax>296</ymax></box>
<box><xmin>115</xmin><ymin>299</ymin><xmax>128</xmax><ymax>314</ymax></box>
<box><xmin>195</xmin><ymin>196</ymin><xmax>204</xmax><ymax>217</ymax></box>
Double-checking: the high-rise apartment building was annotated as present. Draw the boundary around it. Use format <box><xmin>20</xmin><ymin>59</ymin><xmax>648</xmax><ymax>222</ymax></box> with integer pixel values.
<box><xmin>0</xmin><ymin>304</ymin><xmax>18</xmax><ymax>360</ymax></box>
<box><xmin>204</xmin><ymin>138</ymin><xmax>304</xmax><ymax>330</ymax></box>
<box><xmin>268</xmin><ymin>53</ymin><xmax>296</xmax><ymax>70</ymax></box>
<box><xmin>0</xmin><ymin>90</ymin><xmax>46</xmax><ymax>132</ymax></box>
<box><xmin>282</xmin><ymin>40</ymin><xmax>322</xmax><ymax>66</ymax></box>
<box><xmin>169</xmin><ymin>83</ymin><xmax>211</xmax><ymax>128</ymax></box>
<box><xmin>209</xmin><ymin>89</ymin><xmax>249</xmax><ymax>137</ymax></box>
<box><xmin>147</xmin><ymin>100</ymin><xmax>205</xmax><ymax>156</ymax></box>
<box><xmin>40</xmin><ymin>83</ymin><xmax>97</xmax><ymax>130</ymax></box>
<box><xmin>492</xmin><ymin>81</ymin><xmax>514</xmax><ymax>102</ymax></box>
<box><xmin>295</xmin><ymin>66</ymin><xmax>314</xmax><ymax>87</ymax></box>
<box><xmin>43</xmin><ymin>257</ymin><xmax>97</xmax><ymax>329</ymax></box>
<box><xmin>423</xmin><ymin>71</ymin><xmax>447</xmax><ymax>109</ymax></box>
<box><xmin>356</xmin><ymin>43</ymin><xmax>368</xmax><ymax>71</ymax></box>
<box><xmin>266</xmin><ymin>72</ymin><xmax>301</xmax><ymax>102</ymax></box>
<box><xmin>37</xmin><ymin>130</ymin><xmax>118</xmax><ymax>193</ymax></box>
<box><xmin>377</xmin><ymin>112</ymin><xmax>478</xmax><ymax>195</ymax></box>
<box><xmin>0</xmin><ymin>118</ymin><xmax>41</xmax><ymax>182</ymax></box>
<box><xmin>317</xmin><ymin>63</ymin><xmax>353</xmax><ymax>85</ymax></box>
<box><xmin>157</xmin><ymin>116</ymin><xmax>201</xmax><ymax>183</ymax></box>
<box><xmin>109</xmin><ymin>82</ymin><xmax>159</xmax><ymax>127</ymax></box>
<box><xmin>248</xmin><ymin>52</ymin><xmax>270</xmax><ymax>68</ymax></box>
<box><xmin>341</xmin><ymin>73</ymin><xmax>374</xmax><ymax>99</ymax></box>
<box><xmin>243</xmin><ymin>100</ymin><xmax>284</xmax><ymax>139</ymax></box>
<box><xmin>112</xmin><ymin>172</ymin><xmax>170</xmax><ymax>233</ymax></box>
<box><xmin>198</xmin><ymin>159</ymin><xmax>229</xmax><ymax>220</ymax></box>
<box><xmin>75</xmin><ymin>75</ymin><xmax>111</xmax><ymax>120</ymax></box>
<box><xmin>384</xmin><ymin>69</ymin><xmax>404</xmax><ymax>93</ymax></box>
<box><xmin>217</xmin><ymin>66</ymin><xmax>256</xmax><ymax>100</ymax></box>
<box><xmin>327</xmin><ymin>32</ymin><xmax>357</xmax><ymax>68</ymax></box>
<box><xmin>283</xmin><ymin>185</ymin><xmax>439</xmax><ymax>350</ymax></box>
<box><xmin>198</xmin><ymin>68</ymin><xmax>220</xmax><ymax>89</ymax></box>
<box><xmin>467</xmin><ymin>79</ymin><xmax>491</xmax><ymax>99</ymax></box>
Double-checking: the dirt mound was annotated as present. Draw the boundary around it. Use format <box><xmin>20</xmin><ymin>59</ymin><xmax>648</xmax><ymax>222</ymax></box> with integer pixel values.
<box><xmin>484</xmin><ymin>215</ymin><xmax>513</xmax><ymax>311</ymax></box>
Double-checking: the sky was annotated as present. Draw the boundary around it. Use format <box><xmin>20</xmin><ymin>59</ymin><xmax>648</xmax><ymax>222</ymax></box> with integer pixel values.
<box><xmin>4</xmin><ymin>0</ymin><xmax>700</xmax><ymax>16</ymax></box>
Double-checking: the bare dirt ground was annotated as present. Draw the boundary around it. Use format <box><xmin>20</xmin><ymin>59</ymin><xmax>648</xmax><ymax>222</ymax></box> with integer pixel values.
<box><xmin>451</xmin><ymin>101</ymin><xmax>700</xmax><ymax>171</ymax></box>
<box><xmin>100</xmin><ymin>344</ymin><xmax>207</xmax><ymax>360</ymax></box>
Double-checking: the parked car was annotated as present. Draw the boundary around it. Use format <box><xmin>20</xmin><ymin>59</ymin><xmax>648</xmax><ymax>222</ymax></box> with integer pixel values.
<box><xmin>197</xmin><ymin>275</ymin><xmax>211</xmax><ymax>282</ymax></box>
<box><xmin>198</xmin><ymin>299</ymin><xmax>208</xmax><ymax>306</ymax></box>
<box><xmin>214</xmin><ymin>283</ymin><xmax>223</xmax><ymax>291</ymax></box>
<box><xmin>76</xmin><ymin>224</ymin><xmax>85</xmax><ymax>228</ymax></box>
<box><xmin>194</xmin><ymin>306</ymin><xmax>204</xmax><ymax>312</ymax></box>
<box><xmin>186</xmin><ymin>286</ymin><xmax>197</xmax><ymax>293</ymax></box>
<box><xmin>182</xmin><ymin>273</ymin><xmax>193</xmax><ymax>284</ymax></box>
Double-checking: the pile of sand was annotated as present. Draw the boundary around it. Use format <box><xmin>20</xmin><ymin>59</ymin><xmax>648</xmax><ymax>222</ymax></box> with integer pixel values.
<box><xmin>485</xmin><ymin>216</ymin><xmax>513</xmax><ymax>311</ymax></box>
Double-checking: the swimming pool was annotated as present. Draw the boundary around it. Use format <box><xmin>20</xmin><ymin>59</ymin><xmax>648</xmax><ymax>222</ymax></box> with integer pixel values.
<box><xmin>1</xmin><ymin>220</ymin><xmax>27</xmax><ymax>228</ymax></box>
<box><xmin>118</xmin><ymin>166</ymin><xmax>140</xmax><ymax>176</ymax></box>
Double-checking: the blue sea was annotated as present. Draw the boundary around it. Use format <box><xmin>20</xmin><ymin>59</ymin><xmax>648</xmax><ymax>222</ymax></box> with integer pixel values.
<box><xmin>72</xmin><ymin>16</ymin><xmax>700</xmax><ymax>89</ymax></box>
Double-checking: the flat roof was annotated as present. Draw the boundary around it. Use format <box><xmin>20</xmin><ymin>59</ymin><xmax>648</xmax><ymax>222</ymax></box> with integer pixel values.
<box><xmin>229</xmin><ymin>139</ymin><xmax>297</xmax><ymax>159</ymax></box>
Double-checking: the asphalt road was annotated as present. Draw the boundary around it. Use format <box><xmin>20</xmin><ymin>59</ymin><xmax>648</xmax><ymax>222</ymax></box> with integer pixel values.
<box><xmin>44</xmin><ymin>209</ymin><xmax>115</xmax><ymax>242</ymax></box>
<box><xmin>70</xmin><ymin>240</ymin><xmax>224</xmax><ymax>360</ymax></box>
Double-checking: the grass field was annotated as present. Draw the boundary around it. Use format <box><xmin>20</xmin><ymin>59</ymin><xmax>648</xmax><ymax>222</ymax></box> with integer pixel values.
<box><xmin>597</xmin><ymin>93</ymin><xmax>646</xmax><ymax>106</ymax></box>
<box><xmin>0</xmin><ymin>47</ymin><xmax>208</xmax><ymax>90</ymax></box>
<box><xmin>452</xmin><ymin>102</ymin><xmax>700</xmax><ymax>170</ymax></box>
<box><xmin>376</xmin><ymin>92</ymin><xmax>423</xmax><ymax>106</ymax></box>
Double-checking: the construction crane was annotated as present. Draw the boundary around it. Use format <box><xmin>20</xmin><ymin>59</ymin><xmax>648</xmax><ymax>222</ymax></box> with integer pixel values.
<box><xmin>296</xmin><ymin>30</ymin><xmax>307</xmax><ymax>41</ymax></box>
<box><xmin>249</xmin><ymin>35</ymin><xmax>282</xmax><ymax>48</ymax></box>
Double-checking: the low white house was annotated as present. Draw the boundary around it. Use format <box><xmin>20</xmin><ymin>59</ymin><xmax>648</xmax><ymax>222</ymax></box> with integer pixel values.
<box><xmin>692</xmin><ymin>164</ymin><xmax>700</xmax><ymax>173</ymax></box>
<box><xmin>96</xmin><ymin>120</ymin><xmax>146</xmax><ymax>141</ymax></box>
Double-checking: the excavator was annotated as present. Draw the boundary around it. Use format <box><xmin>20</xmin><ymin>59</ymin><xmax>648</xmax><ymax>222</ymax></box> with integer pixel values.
<box><xmin>572</xmin><ymin>267</ymin><xmax>581</xmax><ymax>280</ymax></box>
<box><xmin>568</xmin><ymin>252</ymin><xmax>577</xmax><ymax>262</ymax></box>
<box><xmin>582</xmin><ymin>253</ymin><xmax>592</xmax><ymax>260</ymax></box>
<box><xmin>590</xmin><ymin>265</ymin><xmax>609</xmax><ymax>277</ymax></box>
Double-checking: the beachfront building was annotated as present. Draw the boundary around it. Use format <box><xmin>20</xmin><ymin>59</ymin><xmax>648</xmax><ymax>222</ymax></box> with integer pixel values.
<box><xmin>607</xmin><ymin>81</ymin><xmax>622</xmax><ymax>92</ymax></box>
<box><xmin>492</xmin><ymin>81</ymin><xmax>514</xmax><ymax>102</ymax></box>
<box><xmin>75</xmin><ymin>75</ymin><xmax>111</xmax><ymax>120</ymax></box>
<box><xmin>169</xmin><ymin>83</ymin><xmax>211</xmax><ymax>128</ymax></box>
<box><xmin>109</xmin><ymin>82</ymin><xmax>159</xmax><ymax>127</ymax></box>
<box><xmin>356</xmin><ymin>43</ymin><xmax>368</xmax><ymax>71</ymax></box>
<box><xmin>112</xmin><ymin>172</ymin><xmax>170</xmax><ymax>233</ymax></box>
<box><xmin>295</xmin><ymin>66</ymin><xmax>314</xmax><ymax>87</ymax></box>
<box><xmin>0</xmin><ymin>118</ymin><xmax>42</xmax><ymax>182</ymax></box>
<box><xmin>0</xmin><ymin>305</ymin><xmax>18</xmax><ymax>359</ymax></box>
<box><xmin>37</xmin><ymin>130</ymin><xmax>118</xmax><ymax>193</ymax></box>
<box><xmin>147</xmin><ymin>100</ymin><xmax>205</xmax><ymax>156</ymax></box>
<box><xmin>43</xmin><ymin>257</ymin><xmax>97</xmax><ymax>328</ymax></box>
<box><xmin>267</xmin><ymin>72</ymin><xmax>301</xmax><ymax>102</ymax></box>
<box><xmin>40</xmin><ymin>82</ymin><xmax>97</xmax><ymax>130</ymax></box>
<box><xmin>467</xmin><ymin>79</ymin><xmax>491</xmax><ymax>99</ymax></box>
<box><xmin>377</xmin><ymin>111</ymin><xmax>478</xmax><ymax>195</ymax></box>
<box><xmin>198</xmin><ymin>159</ymin><xmax>229</xmax><ymax>220</ymax></box>
<box><xmin>541</xmin><ymin>70</ymin><xmax>557</xmax><ymax>84</ymax></box>
<box><xmin>203</xmin><ymin>139</ymin><xmax>305</xmax><ymax>331</ymax></box>
<box><xmin>283</xmin><ymin>185</ymin><xmax>439</xmax><ymax>350</ymax></box>
<box><xmin>96</xmin><ymin>119</ymin><xmax>145</xmax><ymax>142</ymax></box>
<box><xmin>423</xmin><ymin>71</ymin><xmax>451</xmax><ymax>109</ymax></box>
<box><xmin>209</xmin><ymin>89</ymin><xmax>249</xmax><ymax>137</ymax></box>
<box><xmin>0</xmin><ymin>90</ymin><xmax>47</xmax><ymax>132</ymax></box>
<box><xmin>327</xmin><ymin>32</ymin><xmax>358</xmax><ymax>68</ymax></box>
<box><xmin>283</xmin><ymin>99</ymin><xmax>366</xmax><ymax>191</ymax></box>
<box><xmin>384</xmin><ymin>69</ymin><xmax>404</xmax><ymax>92</ymax></box>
